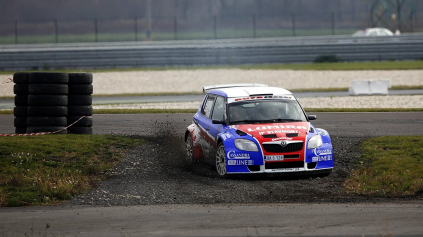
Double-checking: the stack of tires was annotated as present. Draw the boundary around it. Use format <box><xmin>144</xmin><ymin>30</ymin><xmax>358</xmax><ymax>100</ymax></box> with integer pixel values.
<box><xmin>27</xmin><ymin>72</ymin><xmax>69</xmax><ymax>134</ymax></box>
<box><xmin>13</xmin><ymin>72</ymin><xmax>30</xmax><ymax>134</ymax></box>
<box><xmin>67</xmin><ymin>73</ymin><xmax>93</xmax><ymax>134</ymax></box>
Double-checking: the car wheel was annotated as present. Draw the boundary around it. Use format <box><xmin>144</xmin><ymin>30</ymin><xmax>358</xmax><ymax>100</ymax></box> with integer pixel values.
<box><xmin>185</xmin><ymin>135</ymin><xmax>194</xmax><ymax>164</ymax></box>
<box><xmin>215</xmin><ymin>143</ymin><xmax>227</xmax><ymax>177</ymax></box>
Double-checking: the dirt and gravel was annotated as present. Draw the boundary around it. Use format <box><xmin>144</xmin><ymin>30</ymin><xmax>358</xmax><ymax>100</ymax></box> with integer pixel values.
<box><xmin>68</xmin><ymin>135</ymin><xmax>363</xmax><ymax>206</ymax></box>
<box><xmin>66</xmin><ymin>112</ymin><xmax>423</xmax><ymax>206</ymax></box>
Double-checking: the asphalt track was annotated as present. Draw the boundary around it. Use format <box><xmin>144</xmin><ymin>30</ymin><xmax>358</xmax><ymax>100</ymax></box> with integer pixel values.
<box><xmin>0</xmin><ymin>89</ymin><xmax>422</xmax><ymax>109</ymax></box>
<box><xmin>0</xmin><ymin>112</ymin><xmax>422</xmax><ymax>237</ymax></box>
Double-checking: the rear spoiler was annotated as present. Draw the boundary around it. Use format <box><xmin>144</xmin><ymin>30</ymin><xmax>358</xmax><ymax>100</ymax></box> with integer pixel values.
<box><xmin>202</xmin><ymin>84</ymin><xmax>268</xmax><ymax>94</ymax></box>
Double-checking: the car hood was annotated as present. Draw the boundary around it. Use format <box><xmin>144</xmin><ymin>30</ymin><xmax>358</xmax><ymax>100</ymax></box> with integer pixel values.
<box><xmin>230</xmin><ymin>122</ymin><xmax>310</xmax><ymax>142</ymax></box>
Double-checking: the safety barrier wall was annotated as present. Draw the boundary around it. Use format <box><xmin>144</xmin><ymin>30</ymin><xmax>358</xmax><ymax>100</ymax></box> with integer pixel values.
<box><xmin>1</xmin><ymin>34</ymin><xmax>423</xmax><ymax>70</ymax></box>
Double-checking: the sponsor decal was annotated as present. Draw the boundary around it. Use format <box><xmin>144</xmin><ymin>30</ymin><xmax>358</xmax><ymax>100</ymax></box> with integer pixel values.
<box><xmin>264</xmin><ymin>155</ymin><xmax>284</xmax><ymax>161</ymax></box>
<box><xmin>231</xmin><ymin>95</ymin><xmax>294</xmax><ymax>102</ymax></box>
<box><xmin>228</xmin><ymin>160</ymin><xmax>254</xmax><ymax>166</ymax></box>
<box><xmin>221</xmin><ymin>133</ymin><xmax>232</xmax><ymax>141</ymax></box>
<box><xmin>314</xmin><ymin>149</ymin><xmax>332</xmax><ymax>156</ymax></box>
<box><xmin>312</xmin><ymin>155</ymin><xmax>332</xmax><ymax>162</ymax></box>
<box><xmin>247</xmin><ymin>125</ymin><xmax>306</xmax><ymax>132</ymax></box>
<box><xmin>270</xmin><ymin>167</ymin><xmax>301</xmax><ymax>172</ymax></box>
<box><xmin>227</xmin><ymin>151</ymin><xmax>250</xmax><ymax>159</ymax></box>
<box><xmin>271</xmin><ymin>137</ymin><xmax>293</xmax><ymax>141</ymax></box>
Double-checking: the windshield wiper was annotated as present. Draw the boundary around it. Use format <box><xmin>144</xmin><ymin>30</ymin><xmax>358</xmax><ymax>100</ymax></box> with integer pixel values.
<box><xmin>260</xmin><ymin>118</ymin><xmax>303</xmax><ymax>123</ymax></box>
<box><xmin>230</xmin><ymin>120</ymin><xmax>263</xmax><ymax>124</ymax></box>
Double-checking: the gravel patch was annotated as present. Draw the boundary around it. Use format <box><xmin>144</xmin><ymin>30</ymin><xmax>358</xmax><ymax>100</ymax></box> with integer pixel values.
<box><xmin>1</xmin><ymin>69</ymin><xmax>422</xmax><ymax>96</ymax></box>
<box><xmin>67</xmin><ymin>135</ymin><xmax>363</xmax><ymax>206</ymax></box>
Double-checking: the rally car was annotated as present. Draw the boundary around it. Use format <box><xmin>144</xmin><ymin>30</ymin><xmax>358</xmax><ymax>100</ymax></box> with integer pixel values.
<box><xmin>184</xmin><ymin>84</ymin><xmax>333</xmax><ymax>177</ymax></box>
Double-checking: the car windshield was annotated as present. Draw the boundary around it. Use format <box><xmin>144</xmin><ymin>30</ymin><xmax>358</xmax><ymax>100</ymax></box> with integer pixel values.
<box><xmin>228</xmin><ymin>100</ymin><xmax>307</xmax><ymax>124</ymax></box>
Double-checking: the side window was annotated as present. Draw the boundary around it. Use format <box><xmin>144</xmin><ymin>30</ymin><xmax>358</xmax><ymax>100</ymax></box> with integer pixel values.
<box><xmin>201</xmin><ymin>95</ymin><xmax>215</xmax><ymax>118</ymax></box>
<box><xmin>379</xmin><ymin>30</ymin><xmax>388</xmax><ymax>36</ymax></box>
<box><xmin>211</xmin><ymin>96</ymin><xmax>225</xmax><ymax>121</ymax></box>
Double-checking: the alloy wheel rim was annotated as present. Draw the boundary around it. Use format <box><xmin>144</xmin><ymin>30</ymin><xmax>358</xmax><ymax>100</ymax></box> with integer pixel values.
<box><xmin>216</xmin><ymin>145</ymin><xmax>226</xmax><ymax>176</ymax></box>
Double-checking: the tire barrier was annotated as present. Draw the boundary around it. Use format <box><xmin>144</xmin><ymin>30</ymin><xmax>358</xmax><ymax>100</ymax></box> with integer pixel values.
<box><xmin>27</xmin><ymin>73</ymin><xmax>68</xmax><ymax>134</ymax></box>
<box><xmin>13</xmin><ymin>72</ymin><xmax>29</xmax><ymax>134</ymax></box>
<box><xmin>11</xmin><ymin>72</ymin><xmax>93</xmax><ymax>135</ymax></box>
<box><xmin>67</xmin><ymin>73</ymin><xmax>93</xmax><ymax>134</ymax></box>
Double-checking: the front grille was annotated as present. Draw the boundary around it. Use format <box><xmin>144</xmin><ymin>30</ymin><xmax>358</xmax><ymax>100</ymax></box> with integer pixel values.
<box><xmin>284</xmin><ymin>154</ymin><xmax>300</xmax><ymax>159</ymax></box>
<box><xmin>265</xmin><ymin>161</ymin><xmax>304</xmax><ymax>169</ymax></box>
<box><xmin>262</xmin><ymin>142</ymin><xmax>303</xmax><ymax>153</ymax></box>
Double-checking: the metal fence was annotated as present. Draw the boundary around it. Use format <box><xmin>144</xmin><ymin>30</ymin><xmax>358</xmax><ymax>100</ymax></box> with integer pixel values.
<box><xmin>1</xmin><ymin>12</ymin><xmax>422</xmax><ymax>45</ymax></box>
<box><xmin>1</xmin><ymin>34</ymin><xmax>422</xmax><ymax>70</ymax></box>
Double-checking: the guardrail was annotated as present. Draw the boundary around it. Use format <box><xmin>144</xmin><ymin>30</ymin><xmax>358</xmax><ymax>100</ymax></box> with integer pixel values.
<box><xmin>1</xmin><ymin>34</ymin><xmax>423</xmax><ymax>70</ymax></box>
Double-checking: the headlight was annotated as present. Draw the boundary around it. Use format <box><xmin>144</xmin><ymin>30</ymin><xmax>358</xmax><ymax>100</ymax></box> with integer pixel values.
<box><xmin>234</xmin><ymin>139</ymin><xmax>258</xmax><ymax>151</ymax></box>
<box><xmin>307</xmin><ymin>135</ymin><xmax>323</xmax><ymax>149</ymax></box>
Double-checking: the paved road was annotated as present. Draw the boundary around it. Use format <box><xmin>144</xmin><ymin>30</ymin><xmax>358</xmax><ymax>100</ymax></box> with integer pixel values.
<box><xmin>1</xmin><ymin>112</ymin><xmax>422</xmax><ymax>137</ymax></box>
<box><xmin>0</xmin><ymin>89</ymin><xmax>422</xmax><ymax>109</ymax></box>
<box><xmin>1</xmin><ymin>203</ymin><xmax>422</xmax><ymax>237</ymax></box>
<box><xmin>0</xmin><ymin>112</ymin><xmax>422</xmax><ymax>237</ymax></box>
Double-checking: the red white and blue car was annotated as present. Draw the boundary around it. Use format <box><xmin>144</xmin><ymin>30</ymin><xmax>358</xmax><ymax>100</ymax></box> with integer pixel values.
<box><xmin>184</xmin><ymin>84</ymin><xmax>333</xmax><ymax>177</ymax></box>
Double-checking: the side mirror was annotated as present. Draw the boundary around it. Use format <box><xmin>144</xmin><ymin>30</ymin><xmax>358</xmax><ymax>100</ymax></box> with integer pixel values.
<box><xmin>212</xmin><ymin>119</ymin><xmax>225</xmax><ymax>125</ymax></box>
<box><xmin>308</xmin><ymin>115</ymin><xmax>317</xmax><ymax>120</ymax></box>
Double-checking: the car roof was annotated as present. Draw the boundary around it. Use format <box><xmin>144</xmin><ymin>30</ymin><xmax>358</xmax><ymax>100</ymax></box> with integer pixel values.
<box><xmin>208</xmin><ymin>86</ymin><xmax>293</xmax><ymax>98</ymax></box>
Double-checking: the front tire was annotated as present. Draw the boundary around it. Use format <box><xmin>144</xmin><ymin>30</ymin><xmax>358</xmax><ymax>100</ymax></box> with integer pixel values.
<box><xmin>215</xmin><ymin>143</ymin><xmax>227</xmax><ymax>177</ymax></box>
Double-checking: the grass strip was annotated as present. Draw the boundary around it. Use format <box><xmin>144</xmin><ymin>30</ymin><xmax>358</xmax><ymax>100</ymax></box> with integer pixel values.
<box><xmin>344</xmin><ymin>136</ymin><xmax>423</xmax><ymax>197</ymax></box>
<box><xmin>0</xmin><ymin>134</ymin><xmax>142</xmax><ymax>207</ymax></box>
<box><xmin>1</xmin><ymin>60</ymin><xmax>423</xmax><ymax>75</ymax></box>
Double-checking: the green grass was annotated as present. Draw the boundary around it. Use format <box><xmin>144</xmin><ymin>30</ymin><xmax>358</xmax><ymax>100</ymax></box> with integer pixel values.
<box><xmin>0</xmin><ymin>135</ymin><xmax>142</xmax><ymax>207</ymax></box>
<box><xmin>344</xmin><ymin>136</ymin><xmax>423</xmax><ymax>197</ymax></box>
<box><xmin>1</xmin><ymin>60</ymin><xmax>422</xmax><ymax>76</ymax></box>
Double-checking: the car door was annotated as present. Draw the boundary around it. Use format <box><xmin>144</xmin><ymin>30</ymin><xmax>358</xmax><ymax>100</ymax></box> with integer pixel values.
<box><xmin>196</xmin><ymin>94</ymin><xmax>216</xmax><ymax>159</ymax></box>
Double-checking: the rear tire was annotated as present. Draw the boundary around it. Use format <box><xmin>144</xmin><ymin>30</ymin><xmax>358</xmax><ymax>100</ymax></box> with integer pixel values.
<box><xmin>185</xmin><ymin>135</ymin><xmax>195</xmax><ymax>164</ymax></box>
